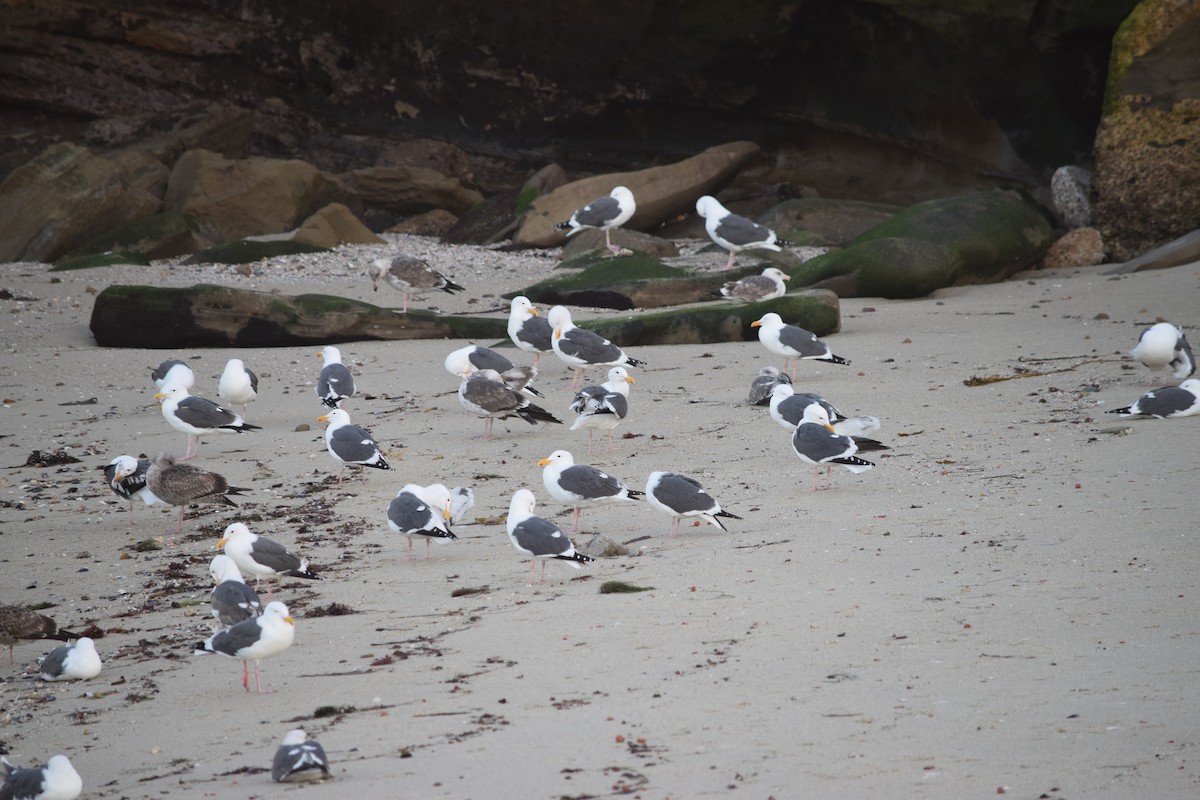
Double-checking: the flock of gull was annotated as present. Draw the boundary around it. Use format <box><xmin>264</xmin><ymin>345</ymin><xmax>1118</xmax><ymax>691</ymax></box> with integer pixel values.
<box><xmin>3</xmin><ymin>186</ymin><xmax>1198</xmax><ymax>798</ymax></box>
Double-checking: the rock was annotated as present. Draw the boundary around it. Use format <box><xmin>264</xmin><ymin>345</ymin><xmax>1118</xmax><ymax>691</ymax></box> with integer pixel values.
<box><xmin>757</xmin><ymin>197</ymin><xmax>901</xmax><ymax>247</ymax></box>
<box><xmin>56</xmin><ymin>210</ymin><xmax>203</xmax><ymax>264</ymax></box>
<box><xmin>441</xmin><ymin>190</ymin><xmax>522</xmax><ymax>245</ymax></box>
<box><xmin>163</xmin><ymin>149</ymin><xmax>341</xmax><ymax>245</ymax></box>
<box><xmin>182</xmin><ymin>240</ymin><xmax>330</xmax><ymax>265</ymax></box>
<box><xmin>293</xmin><ymin>203</ymin><xmax>385</xmax><ymax>247</ymax></box>
<box><xmin>0</xmin><ymin>143</ymin><xmax>167</xmax><ymax>262</ymax></box>
<box><xmin>1050</xmin><ymin>166</ymin><xmax>1093</xmax><ymax>229</ymax></box>
<box><xmin>560</xmin><ymin>229</ymin><xmax>680</xmax><ymax>260</ymax></box>
<box><xmin>386</xmin><ymin>209</ymin><xmax>459</xmax><ymax>237</ymax></box>
<box><xmin>1104</xmin><ymin>229</ymin><xmax>1200</xmax><ymax>274</ymax></box>
<box><xmin>1042</xmin><ymin>228</ymin><xmax>1105</xmax><ymax>268</ymax></box>
<box><xmin>514</xmin><ymin>142</ymin><xmax>762</xmax><ymax>248</ymax></box>
<box><xmin>51</xmin><ymin>252</ymin><xmax>154</xmax><ymax>272</ymax></box>
<box><xmin>333</xmin><ymin>165</ymin><xmax>484</xmax><ymax>215</ymax></box>
<box><xmin>84</xmin><ymin>104</ymin><xmax>253</xmax><ymax>165</ymax></box>
<box><xmin>1092</xmin><ymin>1</ymin><xmax>1200</xmax><ymax>260</ymax></box>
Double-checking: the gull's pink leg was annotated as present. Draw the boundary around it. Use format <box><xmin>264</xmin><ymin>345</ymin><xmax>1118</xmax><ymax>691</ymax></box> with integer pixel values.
<box><xmin>528</xmin><ymin>559</ymin><xmax>536</xmax><ymax>581</ymax></box>
<box><xmin>571</xmin><ymin>506</ymin><xmax>582</xmax><ymax>533</ymax></box>
<box><xmin>724</xmin><ymin>250</ymin><xmax>735</xmax><ymax>270</ymax></box>
<box><xmin>241</xmin><ymin>661</ymin><xmax>250</xmax><ymax>692</ymax></box>
<box><xmin>607</xmin><ymin>429</ymin><xmax>617</xmax><ymax>451</ymax></box>
<box><xmin>402</xmin><ymin>294</ymin><xmax>410</xmax><ymax>314</ymax></box>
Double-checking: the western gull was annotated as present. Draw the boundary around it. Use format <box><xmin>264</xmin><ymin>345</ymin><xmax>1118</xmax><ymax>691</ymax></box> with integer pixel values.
<box><xmin>508</xmin><ymin>296</ymin><xmax>554</xmax><ymax>368</ymax></box>
<box><xmin>768</xmin><ymin>384</ymin><xmax>880</xmax><ymax>437</ymax></box>
<box><xmin>272</xmin><ymin>730</ymin><xmax>331</xmax><ymax>783</ymax></box>
<box><xmin>449</xmin><ymin>486</ymin><xmax>475</xmax><ymax>526</ymax></box>
<box><xmin>368</xmin><ymin>254</ymin><xmax>465</xmax><ymax>313</ymax></box>
<box><xmin>218</xmin><ymin>358</ymin><xmax>259</xmax><ymax>418</ymax></box>
<box><xmin>751</xmin><ymin>312</ymin><xmax>850</xmax><ymax>380</ymax></box>
<box><xmin>1108</xmin><ymin>378</ymin><xmax>1200</xmax><ymax>419</ymax></box>
<box><xmin>38</xmin><ymin>637</ymin><xmax>102</xmax><ymax>682</ymax></box>
<box><xmin>695</xmin><ymin>195</ymin><xmax>789</xmax><ymax>270</ymax></box>
<box><xmin>505</xmin><ymin>488</ymin><xmax>595</xmax><ymax>582</ymax></box>
<box><xmin>151</xmin><ymin>359</ymin><xmax>194</xmax><ymax>391</ymax></box>
<box><xmin>568</xmin><ymin>366</ymin><xmax>634</xmax><ymax>451</ymax></box>
<box><xmin>457</xmin><ymin>368</ymin><xmax>562</xmax><ymax>438</ymax></box>
<box><xmin>720</xmin><ymin>267</ymin><xmax>791</xmax><ymax>303</ymax></box>
<box><xmin>547</xmin><ymin>305</ymin><xmax>646</xmax><ymax>389</ymax></box>
<box><xmin>444</xmin><ymin>344</ymin><xmax>542</xmax><ymax>397</ymax></box>
<box><xmin>791</xmin><ymin>404</ymin><xmax>877</xmax><ymax>491</ymax></box>
<box><xmin>0</xmin><ymin>755</ymin><xmax>82</xmax><ymax>800</ymax></box>
<box><xmin>154</xmin><ymin>385</ymin><xmax>261</xmax><ymax>460</ymax></box>
<box><xmin>195</xmin><ymin>600</ymin><xmax>295</xmax><ymax>694</ymax></box>
<box><xmin>539</xmin><ymin>449</ymin><xmax>643</xmax><ymax>532</ymax></box>
<box><xmin>554</xmin><ymin>186</ymin><xmax>637</xmax><ymax>255</ymax></box>
<box><xmin>747</xmin><ymin>366</ymin><xmax>792</xmax><ymax>406</ymax></box>
<box><xmin>316</xmin><ymin>346</ymin><xmax>357</xmax><ymax>408</ymax></box>
<box><xmin>1129</xmin><ymin>322</ymin><xmax>1195</xmax><ymax>382</ymax></box>
<box><xmin>209</xmin><ymin>554</ymin><xmax>263</xmax><ymax>626</ymax></box>
<box><xmin>645</xmin><ymin>471</ymin><xmax>742</xmax><ymax>537</ymax></box>
<box><xmin>0</xmin><ymin>606</ymin><xmax>80</xmax><ymax>665</ymax></box>
<box><xmin>146</xmin><ymin>453</ymin><xmax>249</xmax><ymax>534</ymax></box>
<box><xmin>218</xmin><ymin>522</ymin><xmax>319</xmax><ymax>592</ymax></box>
<box><xmin>317</xmin><ymin>408</ymin><xmax>391</xmax><ymax>485</ymax></box>
<box><xmin>387</xmin><ymin>483</ymin><xmax>457</xmax><ymax>559</ymax></box>
<box><xmin>101</xmin><ymin>455</ymin><xmax>164</xmax><ymax>523</ymax></box>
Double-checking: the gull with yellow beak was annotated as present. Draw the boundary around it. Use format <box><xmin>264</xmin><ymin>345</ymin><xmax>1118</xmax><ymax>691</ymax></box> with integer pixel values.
<box><xmin>568</xmin><ymin>366</ymin><xmax>635</xmax><ymax>451</ymax></box>
<box><xmin>507</xmin><ymin>296</ymin><xmax>554</xmax><ymax>368</ymax></box>
<box><xmin>548</xmin><ymin>305</ymin><xmax>645</xmax><ymax>390</ymax></box>
<box><xmin>387</xmin><ymin>483</ymin><xmax>458</xmax><ymax>559</ymax></box>
<box><xmin>218</xmin><ymin>522</ymin><xmax>320</xmax><ymax>592</ymax></box>
<box><xmin>790</xmin><ymin>403</ymin><xmax>877</xmax><ymax>492</ymax></box>
<box><xmin>195</xmin><ymin>600</ymin><xmax>296</xmax><ymax>693</ymax></box>
<box><xmin>155</xmin><ymin>385</ymin><xmax>261</xmax><ymax>460</ymax></box>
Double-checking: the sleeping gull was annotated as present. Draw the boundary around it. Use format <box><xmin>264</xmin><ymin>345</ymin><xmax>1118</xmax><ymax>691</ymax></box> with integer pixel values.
<box><xmin>791</xmin><ymin>404</ymin><xmax>877</xmax><ymax>491</ymax></box>
<box><xmin>568</xmin><ymin>366</ymin><xmax>634</xmax><ymax>451</ymax></box>
<box><xmin>555</xmin><ymin>186</ymin><xmax>637</xmax><ymax>255</ymax></box>
<box><xmin>317</xmin><ymin>408</ymin><xmax>391</xmax><ymax>485</ymax></box>
<box><xmin>645</xmin><ymin>471</ymin><xmax>742</xmax><ymax>537</ymax></box>
<box><xmin>696</xmin><ymin>195</ymin><xmax>789</xmax><ymax>270</ymax></box>
<box><xmin>449</xmin><ymin>486</ymin><xmax>475</xmax><ymax>525</ymax></box>
<box><xmin>1129</xmin><ymin>322</ymin><xmax>1195</xmax><ymax>382</ymax></box>
<box><xmin>151</xmin><ymin>359</ymin><xmax>195</xmax><ymax>391</ymax></box>
<box><xmin>445</xmin><ymin>344</ymin><xmax>542</xmax><ymax>397</ymax></box>
<box><xmin>387</xmin><ymin>483</ymin><xmax>457</xmax><ymax>559</ymax></box>
<box><xmin>508</xmin><ymin>296</ymin><xmax>554</xmax><ymax>368</ymax></box>
<box><xmin>101</xmin><ymin>455</ymin><xmax>164</xmax><ymax>523</ymax></box>
<box><xmin>272</xmin><ymin>729</ymin><xmax>331</xmax><ymax>783</ymax></box>
<box><xmin>218</xmin><ymin>358</ymin><xmax>259</xmax><ymax>418</ymax></box>
<box><xmin>38</xmin><ymin>637</ymin><xmax>102</xmax><ymax>682</ymax></box>
<box><xmin>720</xmin><ymin>267</ymin><xmax>790</xmax><ymax>303</ymax></box>
<box><xmin>539</xmin><ymin>449</ymin><xmax>643</xmax><ymax>532</ymax></box>
<box><xmin>369</xmin><ymin>254</ymin><xmax>464</xmax><ymax>313</ymax></box>
<box><xmin>195</xmin><ymin>600</ymin><xmax>295</xmax><ymax>693</ymax></box>
<box><xmin>0</xmin><ymin>755</ymin><xmax>82</xmax><ymax>800</ymax></box>
<box><xmin>210</xmin><ymin>554</ymin><xmax>263</xmax><ymax>626</ymax></box>
<box><xmin>0</xmin><ymin>606</ymin><xmax>80</xmax><ymax>665</ymax></box>
<box><xmin>548</xmin><ymin>305</ymin><xmax>646</xmax><ymax>389</ymax></box>
<box><xmin>768</xmin><ymin>384</ymin><xmax>880</xmax><ymax>437</ymax></box>
<box><xmin>457</xmin><ymin>368</ymin><xmax>562</xmax><ymax>438</ymax></box>
<box><xmin>218</xmin><ymin>522</ymin><xmax>320</xmax><ymax>592</ymax></box>
<box><xmin>747</xmin><ymin>366</ymin><xmax>792</xmax><ymax>406</ymax></box>
<box><xmin>505</xmin><ymin>488</ymin><xmax>595</xmax><ymax>582</ymax></box>
<box><xmin>316</xmin><ymin>346</ymin><xmax>357</xmax><ymax>408</ymax></box>
<box><xmin>155</xmin><ymin>385</ymin><xmax>261</xmax><ymax>460</ymax></box>
<box><xmin>146</xmin><ymin>453</ymin><xmax>249</xmax><ymax>534</ymax></box>
<box><xmin>1108</xmin><ymin>378</ymin><xmax>1200</xmax><ymax>419</ymax></box>
<box><xmin>751</xmin><ymin>312</ymin><xmax>850</xmax><ymax>380</ymax></box>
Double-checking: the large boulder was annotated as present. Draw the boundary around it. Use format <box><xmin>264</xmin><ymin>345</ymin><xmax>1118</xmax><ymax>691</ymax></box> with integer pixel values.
<box><xmin>333</xmin><ymin>165</ymin><xmax>484</xmax><ymax>215</ymax></box>
<box><xmin>0</xmin><ymin>143</ymin><xmax>167</xmax><ymax>262</ymax></box>
<box><xmin>293</xmin><ymin>203</ymin><xmax>385</xmax><ymax>247</ymax></box>
<box><xmin>757</xmin><ymin>198</ymin><xmax>901</xmax><ymax>247</ymax></box>
<box><xmin>1092</xmin><ymin>0</ymin><xmax>1200</xmax><ymax>260</ymax></box>
<box><xmin>56</xmin><ymin>210</ymin><xmax>203</xmax><ymax>263</ymax></box>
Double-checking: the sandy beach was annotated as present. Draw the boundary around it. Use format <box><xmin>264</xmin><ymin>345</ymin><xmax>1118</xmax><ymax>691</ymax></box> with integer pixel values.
<box><xmin>1</xmin><ymin>240</ymin><xmax>1198</xmax><ymax>799</ymax></box>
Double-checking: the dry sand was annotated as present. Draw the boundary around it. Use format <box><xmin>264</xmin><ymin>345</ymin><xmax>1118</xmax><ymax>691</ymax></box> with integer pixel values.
<box><xmin>0</xmin><ymin>241</ymin><xmax>1198</xmax><ymax>799</ymax></box>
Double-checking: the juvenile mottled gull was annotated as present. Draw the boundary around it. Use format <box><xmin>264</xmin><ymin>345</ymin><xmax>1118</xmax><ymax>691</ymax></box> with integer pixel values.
<box><xmin>0</xmin><ymin>755</ymin><xmax>82</xmax><ymax>800</ymax></box>
<box><xmin>316</xmin><ymin>346</ymin><xmax>356</xmax><ymax>408</ymax></box>
<box><xmin>791</xmin><ymin>404</ymin><xmax>877</xmax><ymax>491</ymax></box>
<box><xmin>218</xmin><ymin>358</ymin><xmax>259</xmax><ymax>418</ymax></box>
<box><xmin>218</xmin><ymin>522</ymin><xmax>319</xmax><ymax>591</ymax></box>
<box><xmin>387</xmin><ymin>483</ymin><xmax>457</xmax><ymax>560</ymax></box>
<box><xmin>720</xmin><ymin>267</ymin><xmax>790</xmax><ymax>303</ymax></box>
<box><xmin>146</xmin><ymin>453</ymin><xmax>249</xmax><ymax>533</ymax></box>
<box><xmin>555</xmin><ymin>186</ymin><xmax>637</xmax><ymax>255</ymax></box>
<box><xmin>768</xmin><ymin>384</ymin><xmax>880</xmax><ymax>437</ymax></box>
<box><xmin>444</xmin><ymin>344</ymin><xmax>542</xmax><ymax>397</ymax></box>
<box><xmin>317</xmin><ymin>408</ymin><xmax>391</xmax><ymax>485</ymax></box>
<box><xmin>645</xmin><ymin>471</ymin><xmax>742</xmax><ymax>537</ymax></box>
<box><xmin>751</xmin><ymin>312</ymin><xmax>850</xmax><ymax>380</ymax></box>
<box><xmin>272</xmin><ymin>729</ymin><xmax>331</xmax><ymax>783</ymax></box>
<box><xmin>369</xmin><ymin>254</ymin><xmax>464</xmax><ymax>313</ymax></box>
<box><xmin>1129</xmin><ymin>322</ymin><xmax>1195</xmax><ymax>382</ymax></box>
<box><xmin>38</xmin><ymin>637</ymin><xmax>102</xmax><ymax>682</ymax></box>
<box><xmin>505</xmin><ymin>488</ymin><xmax>594</xmax><ymax>582</ymax></box>
<box><xmin>457</xmin><ymin>369</ymin><xmax>561</xmax><ymax>438</ymax></box>
<box><xmin>155</xmin><ymin>385</ymin><xmax>261</xmax><ymax>460</ymax></box>
<box><xmin>747</xmin><ymin>366</ymin><xmax>792</xmax><ymax>406</ymax></box>
<box><xmin>209</xmin><ymin>554</ymin><xmax>263</xmax><ymax>626</ymax></box>
<box><xmin>1108</xmin><ymin>378</ymin><xmax>1200</xmax><ymax>419</ymax></box>
<box><xmin>539</xmin><ymin>449</ymin><xmax>643</xmax><ymax>532</ymax></box>
<box><xmin>508</xmin><ymin>296</ymin><xmax>554</xmax><ymax>368</ymax></box>
<box><xmin>195</xmin><ymin>600</ymin><xmax>295</xmax><ymax>694</ymax></box>
<box><xmin>548</xmin><ymin>305</ymin><xmax>646</xmax><ymax>389</ymax></box>
<box><xmin>151</xmin><ymin>359</ymin><xmax>194</xmax><ymax>391</ymax></box>
<box><xmin>101</xmin><ymin>455</ymin><xmax>163</xmax><ymax>523</ymax></box>
<box><xmin>696</xmin><ymin>195</ymin><xmax>789</xmax><ymax>270</ymax></box>
<box><xmin>0</xmin><ymin>606</ymin><xmax>80</xmax><ymax>665</ymax></box>
<box><xmin>568</xmin><ymin>366</ymin><xmax>634</xmax><ymax>451</ymax></box>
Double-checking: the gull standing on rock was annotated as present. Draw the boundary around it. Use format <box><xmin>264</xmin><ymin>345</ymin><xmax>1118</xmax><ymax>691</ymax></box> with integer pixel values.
<box><xmin>102</xmin><ymin>455</ymin><xmax>164</xmax><ymax>522</ymax></box>
<box><xmin>317</xmin><ymin>408</ymin><xmax>391</xmax><ymax>485</ymax></box>
<box><xmin>194</xmin><ymin>601</ymin><xmax>295</xmax><ymax>694</ymax></box>
<box><xmin>696</xmin><ymin>195</ymin><xmax>789</xmax><ymax>270</ymax></box>
<box><xmin>1129</xmin><ymin>322</ymin><xmax>1195</xmax><ymax>382</ymax></box>
<box><xmin>751</xmin><ymin>312</ymin><xmax>850</xmax><ymax>380</ymax></box>
<box><xmin>147</xmin><ymin>453</ymin><xmax>249</xmax><ymax>534</ymax></box>
<box><xmin>369</xmin><ymin>254</ymin><xmax>465</xmax><ymax>313</ymax></box>
<box><xmin>0</xmin><ymin>755</ymin><xmax>83</xmax><ymax>800</ymax></box>
<box><xmin>316</xmin><ymin>346</ymin><xmax>356</xmax><ymax>408</ymax></box>
<box><xmin>569</xmin><ymin>366</ymin><xmax>634</xmax><ymax>451</ymax></box>
<box><xmin>218</xmin><ymin>358</ymin><xmax>259</xmax><ymax>418</ymax></box>
<box><xmin>155</xmin><ymin>385</ymin><xmax>261</xmax><ymax>460</ymax></box>
<box><xmin>720</xmin><ymin>267</ymin><xmax>791</xmax><ymax>303</ymax></box>
<box><xmin>555</xmin><ymin>186</ymin><xmax>637</xmax><ymax>255</ymax></box>
<box><xmin>539</xmin><ymin>449</ymin><xmax>643</xmax><ymax>532</ymax></box>
<box><xmin>548</xmin><ymin>305</ymin><xmax>646</xmax><ymax>390</ymax></box>
<box><xmin>387</xmin><ymin>483</ymin><xmax>457</xmax><ymax>559</ymax></box>
<box><xmin>38</xmin><ymin>637</ymin><xmax>102</xmax><ymax>682</ymax></box>
<box><xmin>508</xmin><ymin>296</ymin><xmax>554</xmax><ymax>368</ymax></box>
<box><xmin>505</xmin><ymin>488</ymin><xmax>595</xmax><ymax>582</ymax></box>
<box><xmin>457</xmin><ymin>368</ymin><xmax>562</xmax><ymax>438</ymax></box>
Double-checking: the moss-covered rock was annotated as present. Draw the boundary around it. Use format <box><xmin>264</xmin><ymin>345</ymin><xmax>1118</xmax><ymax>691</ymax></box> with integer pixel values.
<box><xmin>758</xmin><ymin>197</ymin><xmax>901</xmax><ymax>248</ymax></box>
<box><xmin>182</xmin><ymin>239</ymin><xmax>330</xmax><ymax>265</ymax></box>
<box><xmin>58</xmin><ymin>210</ymin><xmax>202</xmax><ymax>262</ymax></box>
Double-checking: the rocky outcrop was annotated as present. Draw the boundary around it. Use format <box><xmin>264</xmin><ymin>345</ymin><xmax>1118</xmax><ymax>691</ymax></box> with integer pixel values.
<box><xmin>757</xmin><ymin>198</ymin><xmax>901</xmax><ymax>247</ymax></box>
<box><xmin>1104</xmin><ymin>229</ymin><xmax>1200</xmax><ymax>274</ymax></box>
<box><xmin>333</xmin><ymin>165</ymin><xmax>483</xmax><ymax>216</ymax></box>
<box><xmin>294</xmin><ymin>203</ymin><xmax>386</xmax><ymax>247</ymax></box>
<box><xmin>1042</xmin><ymin>228</ymin><xmax>1105</xmax><ymax>268</ymax></box>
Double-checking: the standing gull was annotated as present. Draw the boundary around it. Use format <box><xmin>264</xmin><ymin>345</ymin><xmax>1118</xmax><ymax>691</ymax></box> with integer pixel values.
<box><xmin>0</xmin><ymin>755</ymin><xmax>82</xmax><ymax>800</ymax></box>
<box><xmin>0</xmin><ymin>606</ymin><xmax>80</xmax><ymax>665</ymax></box>
<box><xmin>101</xmin><ymin>455</ymin><xmax>163</xmax><ymax>523</ymax></box>
<box><xmin>146</xmin><ymin>453</ymin><xmax>249</xmax><ymax>534</ymax></box>
<box><xmin>720</xmin><ymin>267</ymin><xmax>791</xmax><ymax>303</ymax></box>
<box><xmin>369</xmin><ymin>254</ymin><xmax>464</xmax><ymax>313</ymax></box>
<box><xmin>752</xmin><ymin>312</ymin><xmax>850</xmax><ymax>380</ymax></box>
<box><xmin>539</xmin><ymin>449</ymin><xmax>643</xmax><ymax>532</ymax></box>
<box><xmin>1108</xmin><ymin>378</ymin><xmax>1200</xmax><ymax>419</ymax></box>
<box><xmin>768</xmin><ymin>384</ymin><xmax>880</xmax><ymax>437</ymax></box>
<box><xmin>151</xmin><ymin>359</ymin><xmax>195</xmax><ymax>391</ymax></box>
<box><xmin>696</xmin><ymin>195</ymin><xmax>789</xmax><ymax>270</ymax></box>
<box><xmin>210</xmin><ymin>554</ymin><xmax>263</xmax><ymax>626</ymax></box>
<box><xmin>317</xmin><ymin>408</ymin><xmax>391</xmax><ymax>485</ymax></box>
<box><xmin>1129</xmin><ymin>322</ymin><xmax>1195</xmax><ymax>382</ymax></box>
<box><xmin>505</xmin><ymin>488</ymin><xmax>594</xmax><ymax>582</ymax></box>
<box><xmin>555</xmin><ymin>186</ymin><xmax>637</xmax><ymax>255</ymax></box>
<box><xmin>548</xmin><ymin>305</ymin><xmax>646</xmax><ymax>390</ymax></box>
<box><xmin>645</xmin><ymin>471</ymin><xmax>742</xmax><ymax>537</ymax></box>
<box><xmin>569</xmin><ymin>366</ymin><xmax>634</xmax><ymax>451</ymax></box>
<box><xmin>272</xmin><ymin>730</ymin><xmax>331</xmax><ymax>783</ymax></box>
<box><xmin>791</xmin><ymin>404</ymin><xmax>876</xmax><ymax>491</ymax></box>
<box><xmin>387</xmin><ymin>483</ymin><xmax>457</xmax><ymax>560</ymax></box>
<box><xmin>218</xmin><ymin>522</ymin><xmax>320</xmax><ymax>592</ymax></box>
<box><xmin>457</xmin><ymin>368</ymin><xmax>562</xmax><ymax>438</ymax></box>
<box><xmin>445</xmin><ymin>344</ymin><xmax>542</xmax><ymax>397</ymax></box>
<box><xmin>748</xmin><ymin>366</ymin><xmax>792</xmax><ymax>406</ymax></box>
<box><xmin>449</xmin><ymin>486</ymin><xmax>475</xmax><ymax>525</ymax></box>
<box><xmin>38</xmin><ymin>637</ymin><xmax>102</xmax><ymax>682</ymax></box>
<box><xmin>218</xmin><ymin>358</ymin><xmax>259</xmax><ymax>418</ymax></box>
<box><xmin>195</xmin><ymin>600</ymin><xmax>295</xmax><ymax>694</ymax></box>
<box><xmin>155</xmin><ymin>385</ymin><xmax>261</xmax><ymax>460</ymax></box>
<box><xmin>508</xmin><ymin>296</ymin><xmax>554</xmax><ymax>368</ymax></box>
<box><xmin>316</xmin><ymin>346</ymin><xmax>357</xmax><ymax>408</ymax></box>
